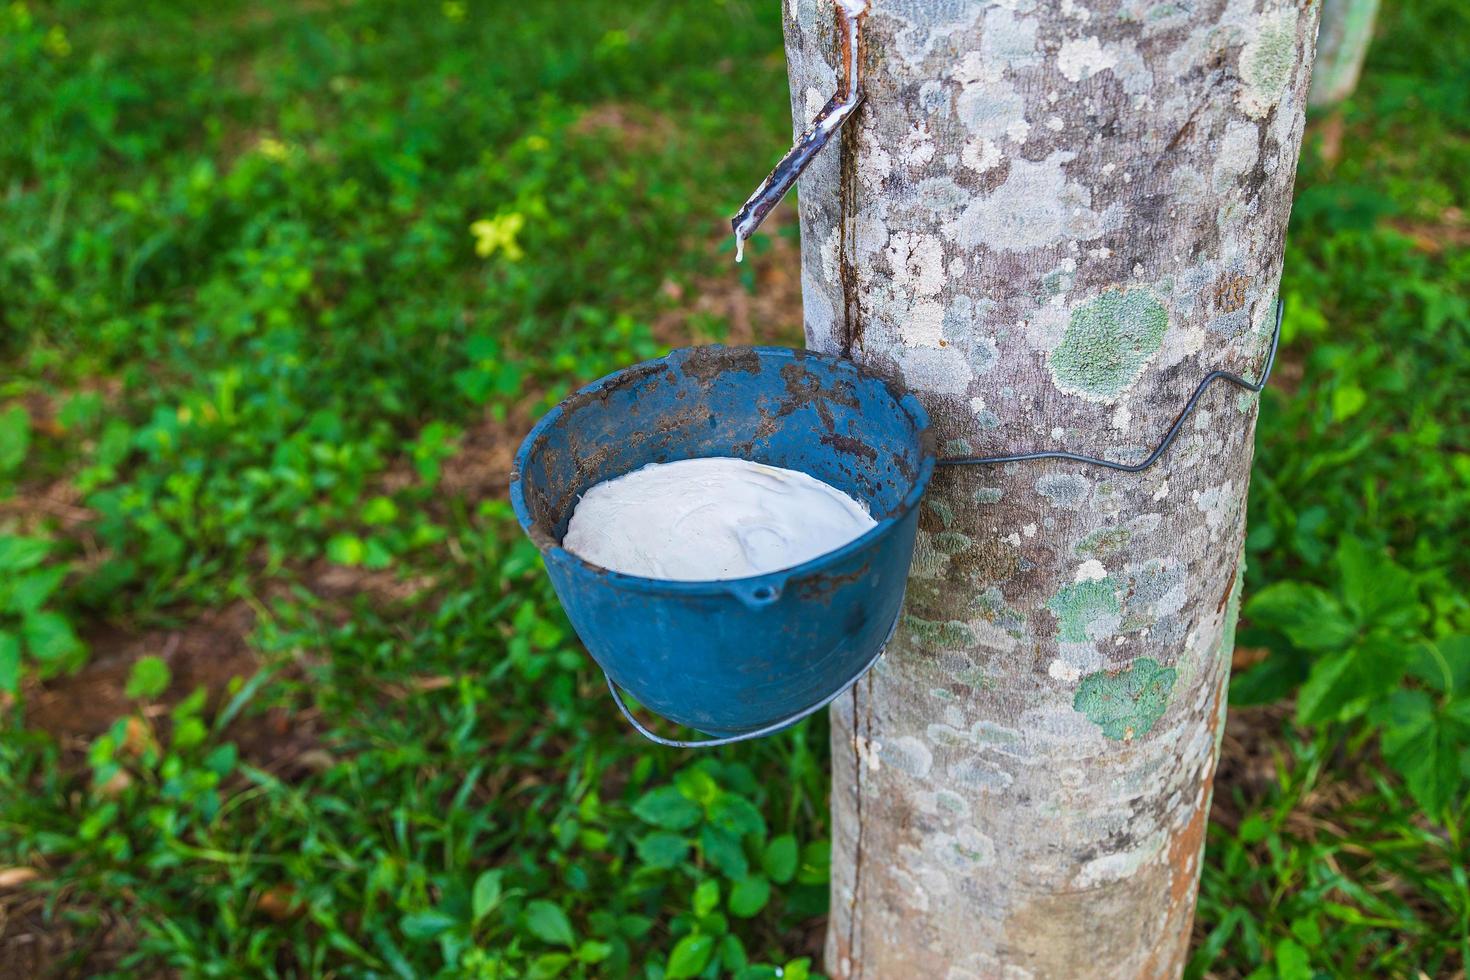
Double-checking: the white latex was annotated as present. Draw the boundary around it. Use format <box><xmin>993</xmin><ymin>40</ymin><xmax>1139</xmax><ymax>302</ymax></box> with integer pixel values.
<box><xmin>563</xmin><ymin>457</ymin><xmax>876</xmax><ymax>581</ymax></box>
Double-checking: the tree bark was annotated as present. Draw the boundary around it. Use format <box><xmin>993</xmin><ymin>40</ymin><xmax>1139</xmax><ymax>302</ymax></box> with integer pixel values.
<box><xmin>780</xmin><ymin>0</ymin><xmax>1318</xmax><ymax>976</ymax></box>
<box><xmin>1308</xmin><ymin>0</ymin><xmax>1378</xmax><ymax>108</ymax></box>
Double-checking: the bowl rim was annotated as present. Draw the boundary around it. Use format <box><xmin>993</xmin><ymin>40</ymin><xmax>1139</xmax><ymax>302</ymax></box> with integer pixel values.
<box><xmin>508</xmin><ymin>344</ymin><xmax>935</xmax><ymax>598</ymax></box>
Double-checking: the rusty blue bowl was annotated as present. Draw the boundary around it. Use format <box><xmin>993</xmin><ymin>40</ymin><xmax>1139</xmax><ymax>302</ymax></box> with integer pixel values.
<box><xmin>509</xmin><ymin>346</ymin><xmax>933</xmax><ymax>739</ymax></box>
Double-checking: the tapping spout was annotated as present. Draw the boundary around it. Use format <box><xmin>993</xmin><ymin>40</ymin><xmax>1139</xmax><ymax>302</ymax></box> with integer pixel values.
<box><xmin>731</xmin><ymin>0</ymin><xmax>867</xmax><ymax>262</ymax></box>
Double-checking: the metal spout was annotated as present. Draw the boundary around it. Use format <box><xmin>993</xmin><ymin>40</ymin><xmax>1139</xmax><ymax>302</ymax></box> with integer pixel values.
<box><xmin>731</xmin><ymin>0</ymin><xmax>867</xmax><ymax>262</ymax></box>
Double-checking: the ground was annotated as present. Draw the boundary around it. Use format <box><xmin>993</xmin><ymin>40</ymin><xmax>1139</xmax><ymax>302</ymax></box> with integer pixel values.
<box><xmin>0</xmin><ymin>0</ymin><xmax>1467</xmax><ymax>977</ymax></box>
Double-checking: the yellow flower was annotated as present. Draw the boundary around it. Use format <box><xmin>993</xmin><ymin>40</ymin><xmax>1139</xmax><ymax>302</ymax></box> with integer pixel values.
<box><xmin>470</xmin><ymin>213</ymin><xmax>526</xmax><ymax>262</ymax></box>
<box><xmin>43</xmin><ymin>24</ymin><xmax>69</xmax><ymax>58</ymax></box>
<box><xmin>257</xmin><ymin>137</ymin><xmax>289</xmax><ymax>161</ymax></box>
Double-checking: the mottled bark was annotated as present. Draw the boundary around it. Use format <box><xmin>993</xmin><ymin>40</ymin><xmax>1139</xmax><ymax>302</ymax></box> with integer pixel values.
<box><xmin>780</xmin><ymin>0</ymin><xmax>1318</xmax><ymax>976</ymax></box>
<box><xmin>1309</xmin><ymin>0</ymin><xmax>1378</xmax><ymax>108</ymax></box>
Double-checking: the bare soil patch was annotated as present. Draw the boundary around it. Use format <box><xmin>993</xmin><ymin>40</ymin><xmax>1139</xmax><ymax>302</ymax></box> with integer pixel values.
<box><xmin>0</xmin><ymin>479</ymin><xmax>94</xmax><ymax>537</ymax></box>
<box><xmin>0</xmin><ymin>891</ymin><xmax>152</xmax><ymax>980</ymax></box>
<box><xmin>19</xmin><ymin>603</ymin><xmax>321</xmax><ymax>781</ymax></box>
<box><xmin>4</xmin><ymin>607</ymin><xmax>300</xmax><ymax>978</ymax></box>
<box><xmin>439</xmin><ymin>404</ymin><xmax>537</xmax><ymax>507</ymax></box>
<box><xmin>302</xmin><ymin>559</ymin><xmax>440</xmax><ymax>610</ymax></box>
<box><xmin>1211</xmin><ymin>703</ymin><xmax>1295</xmax><ymax>827</ymax></box>
<box><xmin>571</xmin><ymin>102</ymin><xmax>679</xmax><ymax>149</ymax></box>
<box><xmin>24</xmin><ymin>604</ymin><xmax>258</xmax><ymax>748</ymax></box>
<box><xmin>1390</xmin><ymin>207</ymin><xmax>1470</xmax><ymax>255</ymax></box>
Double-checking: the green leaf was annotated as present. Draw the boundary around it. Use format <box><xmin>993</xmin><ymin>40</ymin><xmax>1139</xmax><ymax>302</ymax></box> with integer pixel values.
<box><xmin>411</xmin><ymin>421</ymin><xmax>459</xmax><ymax>484</ymax></box>
<box><xmin>21</xmin><ymin>611</ymin><xmax>83</xmax><ymax>666</ymax></box>
<box><xmin>1289</xmin><ymin>916</ymin><xmax>1322</xmax><ymax>948</ymax></box>
<box><xmin>761</xmin><ymin>834</ymin><xmax>799</xmax><ymax>884</ymax></box>
<box><xmin>527</xmin><ymin>953</ymin><xmax>572</xmax><ymax>979</ymax></box>
<box><xmin>173</xmin><ymin>685</ymin><xmax>207</xmax><ymax>720</ymax></box>
<box><xmin>125</xmin><ymin>655</ymin><xmax>171</xmax><ymax>700</ymax></box>
<box><xmin>575</xmin><ymin>940</ymin><xmax>613</xmax><ymax>964</ymax></box>
<box><xmin>719</xmin><ymin>932</ymin><xmax>748</xmax><ymax>972</ymax></box>
<box><xmin>696</xmin><ymin>909</ymin><xmax>729</xmax><ymax>937</ymax></box>
<box><xmin>6</xmin><ymin>567</ymin><xmax>65</xmax><ymax>615</ymax></box>
<box><xmin>0</xmin><ymin>536</ymin><xmax>50</xmax><ymax>573</ymax></box>
<box><xmin>465</xmin><ymin>334</ymin><xmax>501</xmax><ymax>363</ymax></box>
<box><xmin>635</xmin><ymin>832</ymin><xmax>688</xmax><ymax>870</ymax></box>
<box><xmin>782</xmin><ymin>958</ymin><xmax>812</xmax><ymax>980</ymax></box>
<box><xmin>360</xmin><ymin>496</ymin><xmax>400</xmax><ymax>525</ymax></box>
<box><xmin>1273</xmin><ymin>937</ymin><xmax>1311</xmax><ymax>980</ymax></box>
<box><xmin>1238</xmin><ymin>815</ymin><xmax>1270</xmax><ymax>844</ymax></box>
<box><xmin>94</xmin><ymin>420</ymin><xmax>132</xmax><ymax>470</ymax></box>
<box><xmin>1296</xmin><ymin>640</ymin><xmax>1407</xmax><ymax>725</ymax></box>
<box><xmin>1336</xmin><ymin>538</ymin><xmax>1419</xmax><ymax>630</ymax></box>
<box><xmin>796</xmin><ymin>840</ymin><xmax>831</xmax><ymax>885</ymax></box>
<box><xmin>1331</xmin><ymin>383</ymin><xmax>1366</xmax><ymax>422</ymax></box>
<box><xmin>326</xmin><ymin>534</ymin><xmax>365</xmax><ymax>566</ymax></box>
<box><xmin>203</xmin><ymin>743</ymin><xmax>237</xmax><ymax>778</ymax></box>
<box><xmin>728</xmin><ymin>875</ymin><xmax>770</xmax><ymax>918</ymax></box>
<box><xmin>0</xmin><ymin>633</ymin><xmax>19</xmax><ymax>694</ymax></box>
<box><xmin>1409</xmin><ymin>635</ymin><xmax>1470</xmax><ymax>696</ymax></box>
<box><xmin>472</xmin><ymin>869</ymin><xmax>503</xmax><ymax>923</ymax></box>
<box><xmin>618</xmin><ymin>913</ymin><xmax>654</xmax><ymax>939</ymax></box>
<box><xmin>700</xmin><ymin>825</ymin><xmax>748</xmax><ymax>880</ymax></box>
<box><xmin>362</xmin><ymin>538</ymin><xmax>393</xmax><ymax>570</ymax></box>
<box><xmin>78</xmin><ymin>801</ymin><xmax>117</xmax><ymax>841</ymax></box>
<box><xmin>57</xmin><ymin>392</ymin><xmax>102</xmax><ymax>432</ymax></box>
<box><xmin>632</xmin><ymin>785</ymin><xmax>702</xmax><ymax>830</ymax></box>
<box><xmin>453</xmin><ymin>368</ymin><xmax>495</xmax><ymax>404</ymax></box>
<box><xmin>664</xmin><ymin>933</ymin><xmax>716</xmax><ymax>980</ymax></box>
<box><xmin>1296</xmin><ymin>652</ymin><xmax>1355</xmax><ymax>724</ymax></box>
<box><xmin>693</xmin><ymin>878</ymin><xmax>720</xmax><ymax>918</ymax></box>
<box><xmin>1448</xmin><ymin>637</ymin><xmax>1470</xmax><ymax>695</ymax></box>
<box><xmin>734</xmin><ymin>968</ymin><xmax>780</xmax><ymax>980</ymax></box>
<box><xmin>1372</xmin><ymin>689</ymin><xmax>1466</xmax><ymax>817</ymax></box>
<box><xmin>1246</xmin><ymin>582</ymin><xmax>1355</xmax><ymax>651</ymax></box>
<box><xmin>524</xmin><ymin>900</ymin><xmax>575</xmax><ymax>947</ymax></box>
<box><xmin>1229</xmin><ymin>653</ymin><xmax>1308</xmax><ymax>707</ymax></box>
<box><xmin>173</xmin><ymin>716</ymin><xmax>207</xmax><ymax>749</ymax></box>
<box><xmin>0</xmin><ymin>405</ymin><xmax>30</xmax><ymax>475</ymax></box>
<box><xmin>400</xmin><ymin>909</ymin><xmax>457</xmax><ymax>940</ymax></box>
<box><xmin>708</xmin><ymin>794</ymin><xmax>766</xmax><ymax>840</ymax></box>
<box><xmin>673</xmin><ymin>766</ymin><xmax>721</xmax><ymax>806</ymax></box>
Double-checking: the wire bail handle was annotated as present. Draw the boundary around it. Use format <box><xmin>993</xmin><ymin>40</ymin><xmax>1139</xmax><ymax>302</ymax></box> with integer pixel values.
<box><xmin>603</xmin><ymin>608</ymin><xmax>898</xmax><ymax>748</ymax></box>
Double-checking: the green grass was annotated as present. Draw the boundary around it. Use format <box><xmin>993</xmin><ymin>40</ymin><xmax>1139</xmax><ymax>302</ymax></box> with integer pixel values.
<box><xmin>0</xmin><ymin>0</ymin><xmax>1467</xmax><ymax>976</ymax></box>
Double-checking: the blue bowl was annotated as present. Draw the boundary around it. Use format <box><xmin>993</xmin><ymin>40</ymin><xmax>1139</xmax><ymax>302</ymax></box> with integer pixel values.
<box><xmin>510</xmin><ymin>346</ymin><xmax>933</xmax><ymax>737</ymax></box>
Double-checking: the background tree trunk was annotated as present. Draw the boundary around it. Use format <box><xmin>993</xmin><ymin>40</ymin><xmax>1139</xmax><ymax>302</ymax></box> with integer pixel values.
<box><xmin>1309</xmin><ymin>0</ymin><xmax>1379</xmax><ymax>108</ymax></box>
<box><xmin>781</xmin><ymin>0</ymin><xmax>1319</xmax><ymax>975</ymax></box>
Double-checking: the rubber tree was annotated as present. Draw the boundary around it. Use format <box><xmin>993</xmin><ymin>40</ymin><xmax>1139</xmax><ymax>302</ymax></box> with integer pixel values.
<box><xmin>780</xmin><ymin>0</ymin><xmax>1319</xmax><ymax>975</ymax></box>
<box><xmin>1309</xmin><ymin>0</ymin><xmax>1379</xmax><ymax>108</ymax></box>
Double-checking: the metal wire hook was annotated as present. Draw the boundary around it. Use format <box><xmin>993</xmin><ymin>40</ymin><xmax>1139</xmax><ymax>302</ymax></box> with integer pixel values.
<box><xmin>731</xmin><ymin>0</ymin><xmax>867</xmax><ymax>262</ymax></box>
<box><xmin>939</xmin><ymin>298</ymin><xmax>1285</xmax><ymax>473</ymax></box>
<box><xmin>597</xmin><ymin>303</ymin><xmax>1283</xmax><ymax>748</ymax></box>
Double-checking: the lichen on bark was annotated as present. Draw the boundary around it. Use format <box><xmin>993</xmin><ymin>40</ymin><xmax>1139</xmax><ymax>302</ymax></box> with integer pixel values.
<box><xmin>780</xmin><ymin>0</ymin><xmax>1320</xmax><ymax>975</ymax></box>
<box><xmin>1073</xmin><ymin>657</ymin><xmax>1178</xmax><ymax>740</ymax></box>
<box><xmin>1048</xmin><ymin>289</ymin><xmax>1170</xmax><ymax>402</ymax></box>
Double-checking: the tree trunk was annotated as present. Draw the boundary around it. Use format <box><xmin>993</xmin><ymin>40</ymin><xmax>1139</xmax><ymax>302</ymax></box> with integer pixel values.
<box><xmin>780</xmin><ymin>0</ymin><xmax>1318</xmax><ymax>976</ymax></box>
<box><xmin>1309</xmin><ymin>0</ymin><xmax>1379</xmax><ymax>108</ymax></box>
